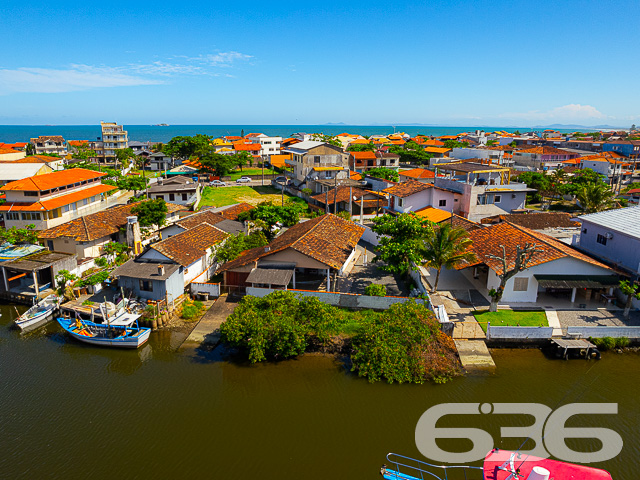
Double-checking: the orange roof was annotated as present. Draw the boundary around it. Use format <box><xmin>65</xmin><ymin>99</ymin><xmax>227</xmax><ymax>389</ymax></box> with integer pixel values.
<box><xmin>0</xmin><ymin>184</ymin><xmax>116</xmax><ymax>212</ymax></box>
<box><xmin>1</xmin><ymin>168</ymin><xmax>106</xmax><ymax>192</ymax></box>
<box><xmin>424</xmin><ymin>147</ymin><xmax>451</xmax><ymax>154</ymax></box>
<box><xmin>349</xmin><ymin>151</ymin><xmax>377</xmax><ymax>160</ymax></box>
<box><xmin>562</xmin><ymin>158</ymin><xmax>581</xmax><ymax>165</ymax></box>
<box><xmin>0</xmin><ymin>142</ymin><xmax>27</xmax><ymax>148</ymax></box>
<box><xmin>270</xmin><ymin>154</ymin><xmax>291</xmax><ymax>168</ymax></box>
<box><xmin>399</xmin><ymin>168</ymin><xmax>435</xmax><ymax>180</ymax></box>
<box><xmin>388</xmin><ymin>139</ymin><xmax>405</xmax><ymax>145</ymax></box>
<box><xmin>349</xmin><ymin>171</ymin><xmax>363</xmax><ymax>180</ymax></box>
<box><xmin>439</xmin><ymin>135</ymin><xmax>459</xmax><ymax>140</ymax></box>
<box><xmin>348</xmin><ymin>139</ymin><xmax>371</xmax><ymax>145</ymax></box>
<box><xmin>233</xmin><ymin>142</ymin><xmax>262</xmax><ymax>152</ymax></box>
<box><xmin>413</xmin><ymin>206</ymin><xmax>452</xmax><ymax>223</ymax></box>
<box><xmin>0</xmin><ymin>147</ymin><xmax>20</xmax><ymax>154</ymax></box>
<box><xmin>68</xmin><ymin>140</ymin><xmax>89</xmax><ymax>146</ymax></box>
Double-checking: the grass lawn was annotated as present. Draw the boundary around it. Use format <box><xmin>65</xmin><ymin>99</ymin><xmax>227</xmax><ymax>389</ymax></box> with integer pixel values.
<box><xmin>129</xmin><ymin>169</ymin><xmax>165</xmax><ymax>178</ymax></box>
<box><xmin>226</xmin><ymin>168</ymin><xmax>277</xmax><ymax>180</ymax></box>
<box><xmin>198</xmin><ymin>185</ymin><xmax>303</xmax><ymax>208</ymax></box>
<box><xmin>474</xmin><ymin>310</ymin><xmax>548</xmax><ymax>333</ymax></box>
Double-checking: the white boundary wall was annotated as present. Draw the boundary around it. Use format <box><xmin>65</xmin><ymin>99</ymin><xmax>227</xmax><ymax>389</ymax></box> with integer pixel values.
<box><xmin>567</xmin><ymin>326</ymin><xmax>640</xmax><ymax>339</ymax></box>
<box><xmin>486</xmin><ymin>326</ymin><xmax>554</xmax><ymax>340</ymax></box>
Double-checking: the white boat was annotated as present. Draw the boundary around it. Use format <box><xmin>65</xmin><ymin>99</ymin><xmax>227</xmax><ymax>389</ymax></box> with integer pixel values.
<box><xmin>15</xmin><ymin>294</ymin><xmax>59</xmax><ymax>331</ymax></box>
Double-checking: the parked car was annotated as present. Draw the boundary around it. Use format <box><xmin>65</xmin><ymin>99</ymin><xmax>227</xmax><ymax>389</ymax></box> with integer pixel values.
<box><xmin>209</xmin><ymin>180</ymin><xmax>227</xmax><ymax>187</ymax></box>
<box><xmin>275</xmin><ymin>176</ymin><xmax>287</xmax><ymax>184</ymax></box>
<box><xmin>236</xmin><ymin>176</ymin><xmax>252</xmax><ymax>183</ymax></box>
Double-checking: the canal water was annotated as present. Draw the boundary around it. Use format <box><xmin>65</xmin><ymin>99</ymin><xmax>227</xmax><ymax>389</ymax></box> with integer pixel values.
<box><xmin>1</xmin><ymin>303</ymin><xmax>638</xmax><ymax>479</ymax></box>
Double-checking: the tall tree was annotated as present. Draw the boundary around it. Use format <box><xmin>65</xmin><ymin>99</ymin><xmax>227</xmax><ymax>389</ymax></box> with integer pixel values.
<box><xmin>486</xmin><ymin>243</ymin><xmax>542</xmax><ymax>312</ymax></box>
<box><xmin>164</xmin><ymin>134</ymin><xmax>211</xmax><ymax>162</ymax></box>
<box><xmin>370</xmin><ymin>213</ymin><xmax>432</xmax><ymax>275</ymax></box>
<box><xmin>422</xmin><ymin>224</ymin><xmax>476</xmax><ymax>293</ymax></box>
<box><xmin>346</xmin><ymin>143</ymin><xmax>375</xmax><ymax>152</ymax></box>
<box><xmin>115</xmin><ymin>148</ymin><xmax>135</xmax><ymax>169</ymax></box>
<box><xmin>366</xmin><ymin>167</ymin><xmax>399</xmax><ymax>182</ymax></box>
<box><xmin>310</xmin><ymin>133</ymin><xmax>342</xmax><ymax>148</ymax></box>
<box><xmin>130</xmin><ymin>198</ymin><xmax>168</xmax><ymax>227</ymax></box>
<box><xmin>576</xmin><ymin>182</ymin><xmax>615</xmax><ymax>213</ymax></box>
<box><xmin>25</xmin><ymin>143</ymin><xmax>35</xmax><ymax>156</ymax></box>
<box><xmin>619</xmin><ymin>280</ymin><xmax>640</xmax><ymax>319</ymax></box>
<box><xmin>0</xmin><ymin>225</ymin><xmax>38</xmax><ymax>244</ymax></box>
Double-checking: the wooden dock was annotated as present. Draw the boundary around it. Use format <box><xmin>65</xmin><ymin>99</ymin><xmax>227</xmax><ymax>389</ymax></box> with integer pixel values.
<box><xmin>551</xmin><ymin>338</ymin><xmax>599</xmax><ymax>360</ymax></box>
<box><xmin>60</xmin><ymin>299</ymin><xmax>105</xmax><ymax>320</ymax></box>
<box><xmin>454</xmin><ymin>339</ymin><xmax>496</xmax><ymax>370</ymax></box>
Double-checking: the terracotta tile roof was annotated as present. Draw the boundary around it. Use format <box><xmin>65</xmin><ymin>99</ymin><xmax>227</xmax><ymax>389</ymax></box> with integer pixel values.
<box><xmin>456</xmin><ymin>222</ymin><xmax>610</xmax><ymax>274</ymax></box>
<box><xmin>350</xmin><ymin>171</ymin><xmax>363</xmax><ymax>180</ymax></box>
<box><xmin>481</xmin><ymin>212</ymin><xmax>580</xmax><ymax>230</ymax></box>
<box><xmin>225</xmin><ymin>136</ymin><xmax>243</xmax><ymax>141</ymax></box>
<box><xmin>175</xmin><ymin>209</ymin><xmax>228</xmax><ymax>230</ymax></box>
<box><xmin>218</xmin><ymin>214</ymin><xmax>365</xmax><ymax>272</ymax></box>
<box><xmin>0</xmin><ymin>147</ymin><xmax>20</xmax><ymax>154</ymax></box>
<box><xmin>68</xmin><ymin>140</ymin><xmax>89</xmax><ymax>146</ymax></box>
<box><xmin>38</xmin><ymin>202</ymin><xmax>183</xmax><ymax>241</ymax></box>
<box><xmin>383</xmin><ymin>179</ymin><xmax>432</xmax><ymax>198</ymax></box>
<box><xmin>30</xmin><ymin>135</ymin><xmax>65</xmax><ymax>143</ymax></box>
<box><xmin>349</xmin><ymin>139</ymin><xmax>371</xmax><ymax>145</ymax></box>
<box><xmin>349</xmin><ymin>151</ymin><xmax>377</xmax><ymax>160</ymax></box>
<box><xmin>516</xmin><ymin>146</ymin><xmax>577</xmax><ymax>156</ymax></box>
<box><xmin>0</xmin><ymin>142</ymin><xmax>28</xmax><ymax>148</ymax></box>
<box><xmin>151</xmin><ymin>222</ymin><xmax>229</xmax><ymax>267</ymax></box>
<box><xmin>446</xmin><ymin>215</ymin><xmax>481</xmax><ymax>231</ymax></box>
<box><xmin>311</xmin><ymin>186</ymin><xmax>385</xmax><ymax>205</ymax></box>
<box><xmin>399</xmin><ymin>168</ymin><xmax>435</xmax><ymax>180</ymax></box>
<box><xmin>219</xmin><ymin>202</ymin><xmax>254</xmax><ymax>220</ymax></box>
<box><xmin>233</xmin><ymin>142</ymin><xmax>262</xmax><ymax>151</ymax></box>
<box><xmin>626</xmin><ymin>188</ymin><xmax>640</xmax><ymax>195</ymax></box>
<box><xmin>1</xmin><ymin>168</ymin><xmax>106</xmax><ymax>191</ymax></box>
<box><xmin>0</xmin><ymin>183</ymin><xmax>117</xmax><ymax>212</ymax></box>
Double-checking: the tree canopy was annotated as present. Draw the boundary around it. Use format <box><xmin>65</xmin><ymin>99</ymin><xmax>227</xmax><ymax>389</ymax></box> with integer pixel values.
<box><xmin>0</xmin><ymin>224</ymin><xmax>38</xmax><ymax>244</ymax></box>
<box><xmin>422</xmin><ymin>223</ymin><xmax>475</xmax><ymax>292</ymax></box>
<box><xmin>371</xmin><ymin>213</ymin><xmax>432</xmax><ymax>275</ymax></box>
<box><xmin>130</xmin><ymin>198</ymin><xmax>168</xmax><ymax>227</ymax></box>
<box><xmin>310</xmin><ymin>133</ymin><xmax>342</xmax><ymax>148</ymax></box>
<box><xmin>346</xmin><ymin>143</ymin><xmax>375</xmax><ymax>152</ymax></box>
<box><xmin>164</xmin><ymin>134</ymin><xmax>211</xmax><ymax>160</ymax></box>
<box><xmin>216</xmin><ymin>231</ymin><xmax>268</xmax><ymax>262</ymax></box>
<box><xmin>389</xmin><ymin>142</ymin><xmax>433</xmax><ymax>166</ymax></box>
<box><xmin>366</xmin><ymin>167</ymin><xmax>399</xmax><ymax>182</ymax></box>
<box><xmin>238</xmin><ymin>200</ymin><xmax>307</xmax><ymax>239</ymax></box>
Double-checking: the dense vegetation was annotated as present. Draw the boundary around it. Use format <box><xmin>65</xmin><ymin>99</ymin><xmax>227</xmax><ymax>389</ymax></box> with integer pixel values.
<box><xmin>131</xmin><ymin>198</ymin><xmax>168</xmax><ymax>227</ymax></box>
<box><xmin>238</xmin><ymin>200</ymin><xmax>309</xmax><ymax>239</ymax></box>
<box><xmin>219</xmin><ymin>291</ymin><xmax>460</xmax><ymax>384</ymax></box>
<box><xmin>367</xmin><ymin>167</ymin><xmax>399</xmax><ymax>182</ymax></box>
<box><xmin>216</xmin><ymin>231</ymin><xmax>268</xmax><ymax>262</ymax></box>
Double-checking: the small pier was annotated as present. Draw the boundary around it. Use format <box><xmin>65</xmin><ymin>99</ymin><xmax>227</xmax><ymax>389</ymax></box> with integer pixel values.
<box><xmin>454</xmin><ymin>339</ymin><xmax>496</xmax><ymax>370</ymax></box>
<box><xmin>550</xmin><ymin>338</ymin><xmax>600</xmax><ymax>360</ymax></box>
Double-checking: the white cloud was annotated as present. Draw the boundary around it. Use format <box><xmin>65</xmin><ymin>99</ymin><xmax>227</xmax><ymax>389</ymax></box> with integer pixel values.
<box><xmin>499</xmin><ymin>104</ymin><xmax>607</xmax><ymax>123</ymax></box>
<box><xmin>194</xmin><ymin>51</ymin><xmax>253</xmax><ymax>67</ymax></box>
<box><xmin>0</xmin><ymin>66</ymin><xmax>161</xmax><ymax>94</ymax></box>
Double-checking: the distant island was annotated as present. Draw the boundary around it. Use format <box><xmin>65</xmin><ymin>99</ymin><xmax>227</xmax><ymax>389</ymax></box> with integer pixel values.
<box><xmin>153</xmin><ymin>123</ymin><xmax>170</xmax><ymax>127</ymax></box>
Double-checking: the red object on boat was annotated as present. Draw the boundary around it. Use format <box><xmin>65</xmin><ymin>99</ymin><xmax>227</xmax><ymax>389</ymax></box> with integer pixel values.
<box><xmin>483</xmin><ymin>448</ymin><xmax>613</xmax><ymax>479</ymax></box>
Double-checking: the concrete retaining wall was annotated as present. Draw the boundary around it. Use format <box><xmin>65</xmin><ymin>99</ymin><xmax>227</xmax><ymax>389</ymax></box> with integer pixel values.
<box><xmin>360</xmin><ymin>225</ymin><xmax>380</xmax><ymax>246</ymax></box>
<box><xmin>487</xmin><ymin>325</ymin><xmax>554</xmax><ymax>340</ymax></box>
<box><xmin>567</xmin><ymin>326</ymin><xmax>640</xmax><ymax>339</ymax></box>
<box><xmin>191</xmin><ymin>282</ymin><xmax>220</xmax><ymax>298</ymax></box>
<box><xmin>245</xmin><ymin>287</ymin><xmax>427</xmax><ymax>310</ymax></box>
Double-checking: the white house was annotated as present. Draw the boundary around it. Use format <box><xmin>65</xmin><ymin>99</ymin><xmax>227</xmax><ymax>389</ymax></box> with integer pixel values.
<box><xmin>246</xmin><ymin>133</ymin><xmax>282</xmax><ymax>157</ymax></box>
<box><xmin>453</xmin><ymin>222</ymin><xmax>618</xmax><ymax>305</ymax></box>
<box><xmin>383</xmin><ymin>180</ymin><xmax>457</xmax><ymax>215</ymax></box>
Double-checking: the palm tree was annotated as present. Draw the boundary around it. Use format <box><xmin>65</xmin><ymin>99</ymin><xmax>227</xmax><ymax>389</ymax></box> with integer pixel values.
<box><xmin>422</xmin><ymin>223</ymin><xmax>476</xmax><ymax>293</ymax></box>
<box><xmin>576</xmin><ymin>182</ymin><xmax>615</xmax><ymax>213</ymax></box>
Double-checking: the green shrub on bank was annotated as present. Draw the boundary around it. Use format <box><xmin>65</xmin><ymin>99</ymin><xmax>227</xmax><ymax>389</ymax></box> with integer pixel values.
<box><xmin>590</xmin><ymin>336</ymin><xmax>630</xmax><ymax>350</ymax></box>
<box><xmin>351</xmin><ymin>302</ymin><xmax>460</xmax><ymax>384</ymax></box>
<box><xmin>181</xmin><ymin>299</ymin><xmax>204</xmax><ymax>320</ymax></box>
<box><xmin>220</xmin><ymin>292</ymin><xmax>459</xmax><ymax>384</ymax></box>
<box><xmin>365</xmin><ymin>284</ymin><xmax>387</xmax><ymax>296</ymax></box>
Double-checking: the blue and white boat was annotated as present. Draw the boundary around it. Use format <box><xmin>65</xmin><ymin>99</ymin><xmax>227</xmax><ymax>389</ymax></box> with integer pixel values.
<box><xmin>57</xmin><ymin>317</ymin><xmax>150</xmax><ymax>348</ymax></box>
<box><xmin>15</xmin><ymin>294</ymin><xmax>59</xmax><ymax>331</ymax></box>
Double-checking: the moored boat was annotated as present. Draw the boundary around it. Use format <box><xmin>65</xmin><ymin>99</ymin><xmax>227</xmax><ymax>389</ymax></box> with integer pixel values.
<box><xmin>57</xmin><ymin>317</ymin><xmax>151</xmax><ymax>348</ymax></box>
<box><xmin>380</xmin><ymin>449</ymin><xmax>613</xmax><ymax>480</ymax></box>
<box><xmin>15</xmin><ymin>294</ymin><xmax>59</xmax><ymax>331</ymax></box>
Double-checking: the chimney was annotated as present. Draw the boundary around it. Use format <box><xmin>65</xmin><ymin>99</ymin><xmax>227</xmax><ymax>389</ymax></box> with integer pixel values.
<box><xmin>158</xmin><ymin>265</ymin><xmax>165</xmax><ymax>276</ymax></box>
<box><xmin>126</xmin><ymin>216</ymin><xmax>142</xmax><ymax>255</ymax></box>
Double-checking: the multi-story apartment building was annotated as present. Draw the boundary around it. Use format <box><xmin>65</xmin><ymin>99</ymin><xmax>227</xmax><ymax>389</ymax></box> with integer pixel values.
<box><xmin>29</xmin><ymin>136</ymin><xmax>67</xmax><ymax>156</ymax></box>
<box><xmin>283</xmin><ymin>141</ymin><xmax>348</xmax><ymax>187</ymax></box>
<box><xmin>349</xmin><ymin>151</ymin><xmax>400</xmax><ymax>173</ymax></box>
<box><xmin>98</xmin><ymin>121</ymin><xmax>128</xmax><ymax>164</ymax></box>
<box><xmin>245</xmin><ymin>133</ymin><xmax>282</xmax><ymax>157</ymax></box>
<box><xmin>0</xmin><ymin>168</ymin><xmax>118</xmax><ymax>230</ymax></box>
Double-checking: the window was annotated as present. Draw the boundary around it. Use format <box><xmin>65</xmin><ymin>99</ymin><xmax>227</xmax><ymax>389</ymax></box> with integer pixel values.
<box><xmin>314</xmin><ymin>156</ymin><xmax>321</xmax><ymax>165</ymax></box>
<box><xmin>63</xmin><ymin>204</ymin><xmax>70</xmax><ymax>213</ymax></box>
<box><xmin>24</xmin><ymin>192</ymin><xmax>38</xmax><ymax>197</ymax></box>
<box><xmin>494</xmin><ymin>195</ymin><xmax>501</xmax><ymax>204</ymax></box>
<box><xmin>439</xmin><ymin>199</ymin><xmax>447</xmax><ymax>207</ymax></box>
<box><xmin>397</xmin><ymin>197</ymin><xmax>403</xmax><ymax>207</ymax></box>
<box><xmin>513</xmin><ymin>277</ymin><xmax>528</xmax><ymax>291</ymax></box>
<box><xmin>139</xmin><ymin>280</ymin><xmax>153</xmax><ymax>292</ymax></box>
<box><xmin>6</xmin><ymin>212</ymin><xmax>19</xmax><ymax>220</ymax></box>
<box><xmin>583</xmin><ymin>228</ymin><xmax>587</xmax><ymax>234</ymax></box>
<box><xmin>21</xmin><ymin>212</ymin><xmax>41</xmax><ymax>221</ymax></box>
<box><xmin>182</xmin><ymin>193</ymin><xmax>188</xmax><ymax>201</ymax></box>
<box><xmin>597</xmin><ymin>234</ymin><xmax>607</xmax><ymax>245</ymax></box>
<box><xmin>156</xmin><ymin>195</ymin><xmax>164</xmax><ymax>200</ymax></box>
<box><xmin>169</xmin><ymin>193</ymin><xmax>175</xmax><ymax>201</ymax></box>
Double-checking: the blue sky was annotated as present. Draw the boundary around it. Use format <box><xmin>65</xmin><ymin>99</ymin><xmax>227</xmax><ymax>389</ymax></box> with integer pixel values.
<box><xmin>1</xmin><ymin>0</ymin><xmax>639</xmax><ymax>127</ymax></box>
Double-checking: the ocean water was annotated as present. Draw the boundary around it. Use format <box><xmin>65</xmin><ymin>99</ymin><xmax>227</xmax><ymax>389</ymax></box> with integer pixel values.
<box><xmin>0</xmin><ymin>124</ymin><xmax>576</xmax><ymax>144</ymax></box>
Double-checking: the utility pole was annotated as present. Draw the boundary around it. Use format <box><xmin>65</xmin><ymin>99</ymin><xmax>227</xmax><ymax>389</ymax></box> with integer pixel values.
<box><xmin>333</xmin><ymin>173</ymin><xmax>338</xmax><ymax>213</ymax></box>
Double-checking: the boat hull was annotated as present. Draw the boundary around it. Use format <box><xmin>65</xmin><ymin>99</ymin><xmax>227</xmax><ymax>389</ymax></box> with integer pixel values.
<box><xmin>57</xmin><ymin>318</ymin><xmax>151</xmax><ymax>349</ymax></box>
<box><xmin>16</xmin><ymin>309</ymin><xmax>55</xmax><ymax>331</ymax></box>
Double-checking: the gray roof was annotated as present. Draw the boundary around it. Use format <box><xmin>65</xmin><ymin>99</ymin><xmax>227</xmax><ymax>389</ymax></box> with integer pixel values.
<box><xmin>246</xmin><ymin>268</ymin><xmax>293</xmax><ymax>286</ymax></box>
<box><xmin>578</xmin><ymin>206</ymin><xmax>640</xmax><ymax>238</ymax></box>
<box><xmin>112</xmin><ymin>259</ymin><xmax>180</xmax><ymax>280</ymax></box>
<box><xmin>213</xmin><ymin>219</ymin><xmax>245</xmax><ymax>235</ymax></box>
<box><xmin>284</xmin><ymin>141</ymin><xmax>330</xmax><ymax>153</ymax></box>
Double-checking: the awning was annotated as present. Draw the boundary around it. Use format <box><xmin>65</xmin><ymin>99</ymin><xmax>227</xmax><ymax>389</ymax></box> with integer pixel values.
<box><xmin>246</xmin><ymin>268</ymin><xmax>294</xmax><ymax>287</ymax></box>
<box><xmin>534</xmin><ymin>274</ymin><xmax>619</xmax><ymax>289</ymax></box>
